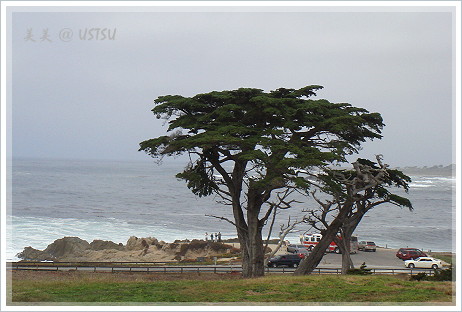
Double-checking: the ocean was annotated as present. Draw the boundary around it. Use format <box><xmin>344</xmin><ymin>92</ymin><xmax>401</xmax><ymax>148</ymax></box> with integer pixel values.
<box><xmin>6</xmin><ymin>158</ymin><xmax>456</xmax><ymax>261</ymax></box>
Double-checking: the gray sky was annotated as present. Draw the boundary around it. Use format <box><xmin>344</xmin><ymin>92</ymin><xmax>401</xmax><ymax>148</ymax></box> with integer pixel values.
<box><xmin>9</xmin><ymin>6</ymin><xmax>455</xmax><ymax>167</ymax></box>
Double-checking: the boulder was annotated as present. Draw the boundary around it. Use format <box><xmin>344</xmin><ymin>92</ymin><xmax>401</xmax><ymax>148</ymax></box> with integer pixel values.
<box><xmin>16</xmin><ymin>246</ymin><xmax>55</xmax><ymax>261</ymax></box>
<box><xmin>90</xmin><ymin>240</ymin><xmax>125</xmax><ymax>251</ymax></box>
<box><xmin>125</xmin><ymin>236</ymin><xmax>160</xmax><ymax>250</ymax></box>
<box><xmin>43</xmin><ymin>237</ymin><xmax>90</xmax><ymax>258</ymax></box>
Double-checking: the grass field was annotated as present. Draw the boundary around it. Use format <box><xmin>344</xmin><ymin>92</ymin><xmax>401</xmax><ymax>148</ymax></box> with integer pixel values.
<box><xmin>8</xmin><ymin>270</ymin><xmax>455</xmax><ymax>304</ymax></box>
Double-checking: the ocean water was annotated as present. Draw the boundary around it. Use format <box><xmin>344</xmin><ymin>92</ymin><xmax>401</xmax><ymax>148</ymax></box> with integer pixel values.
<box><xmin>6</xmin><ymin>158</ymin><xmax>456</xmax><ymax>261</ymax></box>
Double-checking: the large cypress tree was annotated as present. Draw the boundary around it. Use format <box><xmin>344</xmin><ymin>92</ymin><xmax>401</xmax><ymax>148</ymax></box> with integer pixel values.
<box><xmin>139</xmin><ymin>86</ymin><xmax>384</xmax><ymax>277</ymax></box>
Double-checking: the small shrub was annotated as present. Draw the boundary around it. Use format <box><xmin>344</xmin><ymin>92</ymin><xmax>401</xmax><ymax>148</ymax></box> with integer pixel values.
<box><xmin>410</xmin><ymin>272</ymin><xmax>428</xmax><ymax>281</ymax></box>
<box><xmin>410</xmin><ymin>267</ymin><xmax>454</xmax><ymax>282</ymax></box>
<box><xmin>347</xmin><ymin>262</ymin><xmax>372</xmax><ymax>275</ymax></box>
<box><xmin>432</xmin><ymin>267</ymin><xmax>454</xmax><ymax>281</ymax></box>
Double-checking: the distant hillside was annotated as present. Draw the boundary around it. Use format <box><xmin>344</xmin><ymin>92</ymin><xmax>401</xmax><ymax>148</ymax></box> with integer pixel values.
<box><xmin>395</xmin><ymin>164</ymin><xmax>455</xmax><ymax>177</ymax></box>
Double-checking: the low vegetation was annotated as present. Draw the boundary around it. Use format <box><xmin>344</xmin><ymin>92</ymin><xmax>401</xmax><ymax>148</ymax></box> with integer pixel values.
<box><xmin>9</xmin><ymin>271</ymin><xmax>454</xmax><ymax>304</ymax></box>
<box><xmin>346</xmin><ymin>262</ymin><xmax>372</xmax><ymax>275</ymax></box>
<box><xmin>429</xmin><ymin>252</ymin><xmax>454</xmax><ymax>265</ymax></box>
<box><xmin>410</xmin><ymin>267</ymin><xmax>454</xmax><ymax>282</ymax></box>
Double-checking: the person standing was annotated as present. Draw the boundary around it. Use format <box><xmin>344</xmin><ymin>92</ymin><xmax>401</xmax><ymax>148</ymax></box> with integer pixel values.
<box><xmin>205</xmin><ymin>232</ymin><xmax>208</xmax><ymax>241</ymax></box>
<box><xmin>210</xmin><ymin>233</ymin><xmax>214</xmax><ymax>242</ymax></box>
<box><xmin>218</xmin><ymin>232</ymin><xmax>222</xmax><ymax>242</ymax></box>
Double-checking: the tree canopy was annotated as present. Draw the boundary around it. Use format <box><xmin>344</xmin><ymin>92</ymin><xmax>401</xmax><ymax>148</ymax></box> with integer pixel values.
<box><xmin>140</xmin><ymin>86</ymin><xmax>384</xmax><ymax>195</ymax></box>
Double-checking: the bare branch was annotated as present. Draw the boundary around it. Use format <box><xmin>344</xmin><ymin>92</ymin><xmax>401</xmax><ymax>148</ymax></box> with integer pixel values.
<box><xmin>205</xmin><ymin>214</ymin><xmax>237</xmax><ymax>227</ymax></box>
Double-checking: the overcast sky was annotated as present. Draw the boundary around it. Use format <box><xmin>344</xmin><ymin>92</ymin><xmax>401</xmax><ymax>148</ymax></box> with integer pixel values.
<box><xmin>9</xmin><ymin>5</ymin><xmax>456</xmax><ymax>167</ymax></box>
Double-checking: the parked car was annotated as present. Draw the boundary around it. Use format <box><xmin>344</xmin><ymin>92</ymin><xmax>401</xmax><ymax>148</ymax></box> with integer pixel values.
<box><xmin>396</xmin><ymin>248</ymin><xmax>427</xmax><ymax>260</ymax></box>
<box><xmin>396</xmin><ymin>248</ymin><xmax>423</xmax><ymax>258</ymax></box>
<box><xmin>267</xmin><ymin>254</ymin><xmax>302</xmax><ymax>268</ymax></box>
<box><xmin>404</xmin><ymin>257</ymin><xmax>443</xmax><ymax>269</ymax></box>
<box><xmin>358</xmin><ymin>241</ymin><xmax>376</xmax><ymax>252</ymax></box>
<box><xmin>287</xmin><ymin>244</ymin><xmax>310</xmax><ymax>254</ymax></box>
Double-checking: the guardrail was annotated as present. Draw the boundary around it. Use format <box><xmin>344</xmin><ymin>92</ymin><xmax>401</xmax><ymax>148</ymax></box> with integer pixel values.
<box><xmin>7</xmin><ymin>262</ymin><xmax>439</xmax><ymax>276</ymax></box>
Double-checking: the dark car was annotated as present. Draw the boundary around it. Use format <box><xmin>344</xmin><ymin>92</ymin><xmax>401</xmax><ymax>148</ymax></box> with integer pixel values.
<box><xmin>396</xmin><ymin>248</ymin><xmax>427</xmax><ymax>260</ymax></box>
<box><xmin>267</xmin><ymin>254</ymin><xmax>302</xmax><ymax>268</ymax></box>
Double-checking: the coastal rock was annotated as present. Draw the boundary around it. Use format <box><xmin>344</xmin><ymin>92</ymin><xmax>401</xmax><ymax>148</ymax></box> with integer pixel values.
<box><xmin>125</xmin><ymin>236</ymin><xmax>161</xmax><ymax>250</ymax></box>
<box><xmin>16</xmin><ymin>246</ymin><xmax>56</xmax><ymax>261</ymax></box>
<box><xmin>90</xmin><ymin>239</ymin><xmax>125</xmax><ymax>251</ymax></box>
<box><xmin>43</xmin><ymin>237</ymin><xmax>90</xmax><ymax>258</ymax></box>
<box><xmin>17</xmin><ymin>236</ymin><xmax>240</xmax><ymax>262</ymax></box>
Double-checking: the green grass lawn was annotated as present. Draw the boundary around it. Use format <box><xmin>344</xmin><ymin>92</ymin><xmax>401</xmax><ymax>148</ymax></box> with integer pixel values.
<box><xmin>9</xmin><ymin>270</ymin><xmax>454</xmax><ymax>304</ymax></box>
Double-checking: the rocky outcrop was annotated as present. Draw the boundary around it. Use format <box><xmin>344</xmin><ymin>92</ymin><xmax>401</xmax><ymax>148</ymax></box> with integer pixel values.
<box><xmin>125</xmin><ymin>236</ymin><xmax>163</xmax><ymax>251</ymax></box>
<box><xmin>90</xmin><ymin>240</ymin><xmax>125</xmax><ymax>251</ymax></box>
<box><xmin>17</xmin><ymin>246</ymin><xmax>56</xmax><ymax>261</ymax></box>
<box><xmin>17</xmin><ymin>237</ymin><xmax>91</xmax><ymax>261</ymax></box>
<box><xmin>17</xmin><ymin>237</ymin><xmax>124</xmax><ymax>261</ymax></box>
<box><xmin>17</xmin><ymin>236</ymin><xmax>240</xmax><ymax>262</ymax></box>
<box><xmin>43</xmin><ymin>237</ymin><xmax>90</xmax><ymax>258</ymax></box>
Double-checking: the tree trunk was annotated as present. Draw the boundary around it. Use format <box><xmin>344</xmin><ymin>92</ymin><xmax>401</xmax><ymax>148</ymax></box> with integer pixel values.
<box><xmin>335</xmin><ymin>236</ymin><xmax>354</xmax><ymax>274</ymax></box>
<box><xmin>337</xmin><ymin>210</ymin><xmax>367</xmax><ymax>274</ymax></box>
<box><xmin>294</xmin><ymin>202</ymin><xmax>352</xmax><ymax>275</ymax></box>
<box><xmin>238</xmin><ymin>220</ymin><xmax>265</xmax><ymax>277</ymax></box>
<box><xmin>238</xmin><ymin>188</ymin><xmax>266</xmax><ymax>278</ymax></box>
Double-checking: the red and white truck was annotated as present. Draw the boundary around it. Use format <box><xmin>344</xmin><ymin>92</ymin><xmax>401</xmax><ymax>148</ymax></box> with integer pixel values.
<box><xmin>300</xmin><ymin>233</ymin><xmax>358</xmax><ymax>254</ymax></box>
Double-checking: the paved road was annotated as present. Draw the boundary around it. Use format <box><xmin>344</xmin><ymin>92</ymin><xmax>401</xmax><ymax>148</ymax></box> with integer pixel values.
<box><xmin>312</xmin><ymin>247</ymin><xmax>406</xmax><ymax>269</ymax></box>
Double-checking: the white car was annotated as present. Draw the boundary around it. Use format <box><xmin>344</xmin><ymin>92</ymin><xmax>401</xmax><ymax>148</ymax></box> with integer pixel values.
<box><xmin>404</xmin><ymin>257</ymin><xmax>443</xmax><ymax>269</ymax></box>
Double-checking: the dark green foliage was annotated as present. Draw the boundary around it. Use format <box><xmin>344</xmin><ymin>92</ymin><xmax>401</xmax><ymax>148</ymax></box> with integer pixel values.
<box><xmin>409</xmin><ymin>267</ymin><xmax>454</xmax><ymax>282</ymax></box>
<box><xmin>432</xmin><ymin>267</ymin><xmax>454</xmax><ymax>281</ymax></box>
<box><xmin>347</xmin><ymin>262</ymin><xmax>372</xmax><ymax>275</ymax></box>
<box><xmin>175</xmin><ymin>159</ymin><xmax>218</xmax><ymax>197</ymax></box>
<box><xmin>410</xmin><ymin>272</ymin><xmax>429</xmax><ymax>281</ymax></box>
<box><xmin>140</xmin><ymin>86</ymin><xmax>384</xmax><ymax>197</ymax></box>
